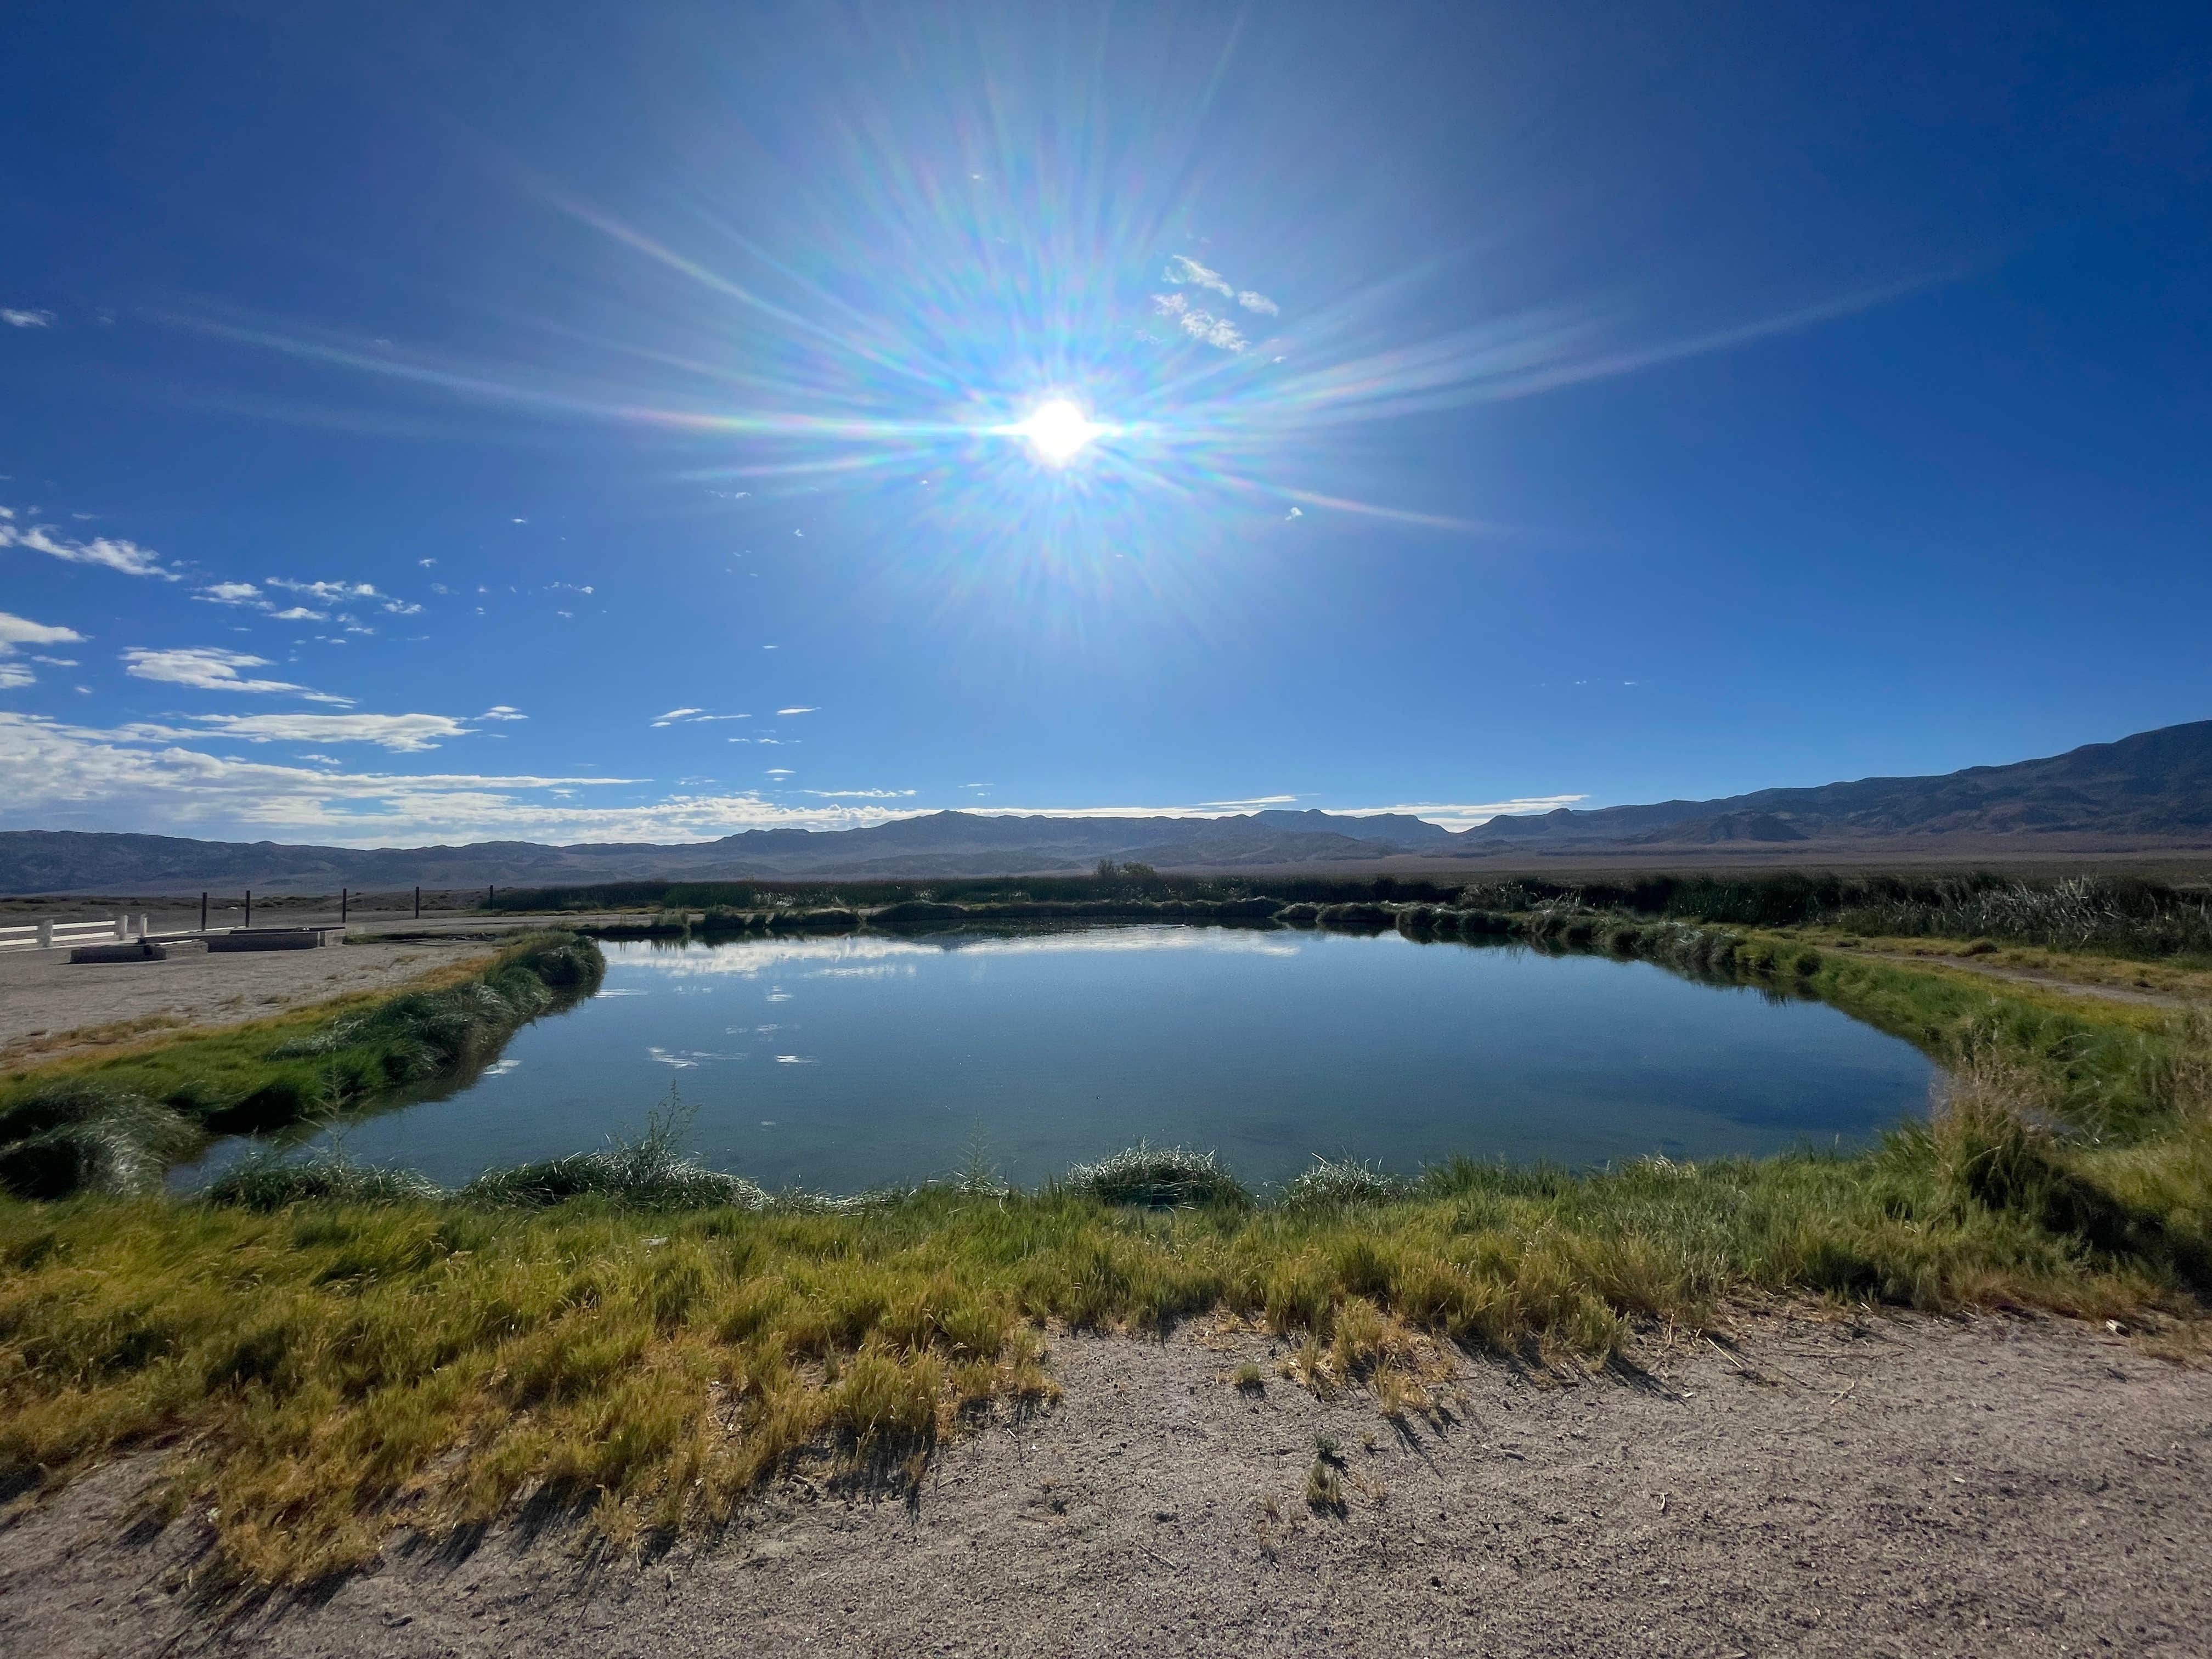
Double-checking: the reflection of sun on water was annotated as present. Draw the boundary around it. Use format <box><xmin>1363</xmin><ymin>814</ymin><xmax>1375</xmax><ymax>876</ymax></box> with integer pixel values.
<box><xmin>1012</xmin><ymin>398</ymin><xmax>1099</xmax><ymax>466</ymax></box>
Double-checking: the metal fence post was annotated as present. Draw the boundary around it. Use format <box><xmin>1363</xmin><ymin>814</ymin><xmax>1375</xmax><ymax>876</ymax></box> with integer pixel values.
<box><xmin>341</xmin><ymin>887</ymin><xmax>349</xmax><ymax>923</ymax></box>
<box><xmin>245</xmin><ymin>889</ymin><xmax>252</xmax><ymax>928</ymax></box>
<box><xmin>414</xmin><ymin>885</ymin><xmax>421</xmax><ymax>919</ymax></box>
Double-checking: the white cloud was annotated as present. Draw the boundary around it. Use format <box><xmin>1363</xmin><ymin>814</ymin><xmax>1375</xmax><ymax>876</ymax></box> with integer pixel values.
<box><xmin>381</xmin><ymin>600</ymin><xmax>423</xmax><ymax>616</ymax></box>
<box><xmin>1199</xmin><ymin>795</ymin><xmax>1300</xmax><ymax>808</ymax></box>
<box><xmin>776</xmin><ymin>706</ymin><xmax>817</xmax><ymax>715</ymax></box>
<box><xmin>271</xmin><ymin>606</ymin><xmax>325</xmax><ymax>621</ymax></box>
<box><xmin>0</xmin><ymin>611</ymin><xmax>88</xmax><ymax>688</ymax></box>
<box><xmin>1</xmin><ymin>516</ymin><xmax>177</xmax><ymax>579</ymax></box>
<box><xmin>267</xmin><ymin>577</ymin><xmax>380</xmax><ymax>602</ymax></box>
<box><xmin>168</xmin><ymin>712</ymin><xmax>473</xmax><ymax>752</ymax></box>
<box><xmin>121</xmin><ymin>646</ymin><xmax>351</xmax><ymax>703</ymax></box>
<box><xmin>32</xmin><ymin>654</ymin><xmax>78</xmax><ymax>667</ymax></box>
<box><xmin>803</xmin><ymin>788</ymin><xmax>915</xmax><ymax>799</ymax></box>
<box><xmin>1151</xmin><ymin>292</ymin><xmax>1247</xmax><ymax>352</ymax></box>
<box><xmin>1164</xmin><ymin>255</ymin><xmax>1233</xmax><ymax>298</ymax></box>
<box><xmin>196</xmin><ymin>582</ymin><xmax>263</xmax><ymax>606</ymax></box>
<box><xmin>652</xmin><ymin>707</ymin><xmax>704</xmax><ymax>726</ymax></box>
<box><xmin>480</xmin><ymin>705</ymin><xmax>527</xmax><ymax>721</ymax></box>
<box><xmin>764</xmin><ymin>768</ymin><xmax>793</xmax><ymax>777</ymax></box>
<box><xmin>2</xmin><ymin>308</ymin><xmax>54</xmax><ymax>328</ymax></box>
<box><xmin>0</xmin><ymin>713</ymin><xmax>931</xmax><ymax>843</ymax></box>
<box><xmin>1237</xmin><ymin>291</ymin><xmax>1279</xmax><ymax>315</ymax></box>
<box><xmin>0</xmin><ymin>611</ymin><xmax>86</xmax><ymax>651</ymax></box>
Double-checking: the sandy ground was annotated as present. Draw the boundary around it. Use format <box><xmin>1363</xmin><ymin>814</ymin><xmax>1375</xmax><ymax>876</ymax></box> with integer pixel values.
<box><xmin>0</xmin><ymin>937</ymin><xmax>509</xmax><ymax>1068</ymax></box>
<box><xmin>2</xmin><ymin>1312</ymin><xmax>2206</xmax><ymax>1657</ymax></box>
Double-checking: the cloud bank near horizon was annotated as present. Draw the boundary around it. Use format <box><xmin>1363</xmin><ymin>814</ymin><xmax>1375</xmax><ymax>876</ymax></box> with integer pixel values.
<box><xmin>0</xmin><ymin>713</ymin><xmax>1579</xmax><ymax>845</ymax></box>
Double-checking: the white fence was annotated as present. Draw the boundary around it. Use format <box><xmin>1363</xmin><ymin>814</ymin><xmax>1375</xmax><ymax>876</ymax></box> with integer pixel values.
<box><xmin>0</xmin><ymin>915</ymin><xmax>154</xmax><ymax>953</ymax></box>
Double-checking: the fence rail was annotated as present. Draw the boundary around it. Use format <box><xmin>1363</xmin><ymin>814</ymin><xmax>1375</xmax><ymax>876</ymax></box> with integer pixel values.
<box><xmin>0</xmin><ymin>915</ymin><xmax>155</xmax><ymax>952</ymax></box>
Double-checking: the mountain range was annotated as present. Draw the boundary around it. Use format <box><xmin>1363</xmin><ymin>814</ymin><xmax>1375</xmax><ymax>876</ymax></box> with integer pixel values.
<box><xmin>3</xmin><ymin>720</ymin><xmax>2207</xmax><ymax>894</ymax></box>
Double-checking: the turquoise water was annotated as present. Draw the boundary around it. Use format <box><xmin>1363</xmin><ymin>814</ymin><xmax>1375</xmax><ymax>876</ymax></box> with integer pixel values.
<box><xmin>185</xmin><ymin>926</ymin><xmax>1936</xmax><ymax>1193</ymax></box>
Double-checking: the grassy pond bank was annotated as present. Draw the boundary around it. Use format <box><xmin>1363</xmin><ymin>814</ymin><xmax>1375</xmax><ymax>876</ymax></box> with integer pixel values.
<box><xmin>1</xmin><ymin>879</ymin><xmax>2208</xmax><ymax>1587</ymax></box>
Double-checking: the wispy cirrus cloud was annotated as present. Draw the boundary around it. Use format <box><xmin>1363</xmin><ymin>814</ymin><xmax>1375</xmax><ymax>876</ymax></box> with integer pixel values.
<box><xmin>1164</xmin><ymin>255</ymin><xmax>1234</xmax><ymax>298</ymax></box>
<box><xmin>654</xmin><ymin>707</ymin><xmax>757</xmax><ymax>727</ymax></box>
<box><xmin>1152</xmin><ymin>291</ymin><xmax>1248</xmax><ymax>352</ymax></box>
<box><xmin>120</xmin><ymin>712</ymin><xmax>478</xmax><ymax>753</ymax></box>
<box><xmin>201</xmin><ymin>578</ymin><xmax>419</xmax><ymax>623</ymax></box>
<box><xmin>2</xmin><ymin>308</ymin><xmax>54</xmax><ymax>328</ymax></box>
<box><xmin>1</xmin><ymin>508</ymin><xmax>178</xmax><ymax>579</ymax></box>
<box><xmin>121</xmin><ymin>646</ymin><xmax>352</xmax><ymax>704</ymax></box>
<box><xmin>1154</xmin><ymin>255</ymin><xmax>1279</xmax><ymax>353</ymax></box>
<box><xmin>268</xmin><ymin>577</ymin><xmax>381</xmax><ymax>602</ymax></box>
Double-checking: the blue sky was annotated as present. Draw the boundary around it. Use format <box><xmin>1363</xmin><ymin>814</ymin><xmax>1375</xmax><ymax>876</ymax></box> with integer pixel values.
<box><xmin>3</xmin><ymin>2</ymin><xmax>2207</xmax><ymax>845</ymax></box>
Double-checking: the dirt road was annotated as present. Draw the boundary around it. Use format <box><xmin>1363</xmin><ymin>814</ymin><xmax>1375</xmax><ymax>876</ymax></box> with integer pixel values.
<box><xmin>2</xmin><ymin>1312</ymin><xmax>2205</xmax><ymax>1657</ymax></box>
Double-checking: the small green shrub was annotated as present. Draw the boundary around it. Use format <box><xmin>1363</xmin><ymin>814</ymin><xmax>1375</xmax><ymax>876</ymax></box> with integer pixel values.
<box><xmin>1062</xmin><ymin>1143</ymin><xmax>1251</xmax><ymax>1209</ymax></box>
<box><xmin>1281</xmin><ymin>1157</ymin><xmax>1405</xmax><ymax>1209</ymax></box>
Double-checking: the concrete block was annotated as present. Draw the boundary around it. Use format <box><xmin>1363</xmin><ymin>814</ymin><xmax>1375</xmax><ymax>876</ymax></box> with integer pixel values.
<box><xmin>70</xmin><ymin>941</ymin><xmax>170</xmax><ymax>963</ymax></box>
<box><xmin>206</xmin><ymin>929</ymin><xmax>326</xmax><ymax>952</ymax></box>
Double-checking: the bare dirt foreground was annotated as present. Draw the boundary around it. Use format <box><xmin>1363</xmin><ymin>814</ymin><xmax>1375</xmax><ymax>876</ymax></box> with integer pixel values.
<box><xmin>3</xmin><ymin>1313</ymin><xmax>2207</xmax><ymax>1658</ymax></box>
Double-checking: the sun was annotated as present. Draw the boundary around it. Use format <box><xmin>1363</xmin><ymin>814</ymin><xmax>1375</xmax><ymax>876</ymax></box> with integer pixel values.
<box><xmin>1013</xmin><ymin>398</ymin><xmax>1099</xmax><ymax>466</ymax></box>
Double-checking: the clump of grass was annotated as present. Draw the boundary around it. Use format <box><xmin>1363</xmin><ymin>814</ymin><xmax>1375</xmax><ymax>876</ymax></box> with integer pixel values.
<box><xmin>0</xmin><ymin>1082</ymin><xmax>204</xmax><ymax>1199</ymax></box>
<box><xmin>1231</xmin><ymin>1361</ymin><xmax>1266</xmax><ymax>1394</ymax></box>
<box><xmin>203</xmin><ymin>1148</ymin><xmax>443</xmax><ymax>1210</ymax></box>
<box><xmin>1281</xmin><ymin>1156</ymin><xmax>1404</xmax><ymax>1209</ymax></box>
<box><xmin>1062</xmin><ymin>1143</ymin><xmax>1250</xmax><ymax>1209</ymax></box>
<box><xmin>461</xmin><ymin>1099</ymin><xmax>770</xmax><ymax>1210</ymax></box>
<box><xmin>1305</xmin><ymin>1457</ymin><xmax>1345</xmax><ymax>1513</ymax></box>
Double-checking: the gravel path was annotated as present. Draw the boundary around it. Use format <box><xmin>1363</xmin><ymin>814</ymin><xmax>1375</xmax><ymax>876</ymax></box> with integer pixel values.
<box><xmin>3</xmin><ymin>1312</ymin><xmax>2205</xmax><ymax>1657</ymax></box>
<box><xmin>0</xmin><ymin>937</ymin><xmax>506</xmax><ymax>1067</ymax></box>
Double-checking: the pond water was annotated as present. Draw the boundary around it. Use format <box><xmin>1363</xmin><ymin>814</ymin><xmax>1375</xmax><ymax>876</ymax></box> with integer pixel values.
<box><xmin>183</xmin><ymin>926</ymin><xmax>1936</xmax><ymax>1194</ymax></box>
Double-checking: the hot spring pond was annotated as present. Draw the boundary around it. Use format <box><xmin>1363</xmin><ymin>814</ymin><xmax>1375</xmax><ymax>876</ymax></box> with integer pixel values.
<box><xmin>184</xmin><ymin>926</ymin><xmax>1936</xmax><ymax>1194</ymax></box>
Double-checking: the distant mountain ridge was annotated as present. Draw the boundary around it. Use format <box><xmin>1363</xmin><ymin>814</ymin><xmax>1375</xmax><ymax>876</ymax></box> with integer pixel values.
<box><xmin>1454</xmin><ymin>719</ymin><xmax>2212</xmax><ymax>850</ymax></box>
<box><xmin>2</xmin><ymin>719</ymin><xmax>2207</xmax><ymax>893</ymax></box>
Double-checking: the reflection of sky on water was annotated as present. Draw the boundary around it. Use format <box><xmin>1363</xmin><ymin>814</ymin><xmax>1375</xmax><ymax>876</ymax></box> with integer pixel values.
<box><xmin>608</xmin><ymin>926</ymin><xmax>1301</xmax><ymax>981</ymax></box>
<box><xmin>182</xmin><ymin>928</ymin><xmax>1935</xmax><ymax>1196</ymax></box>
